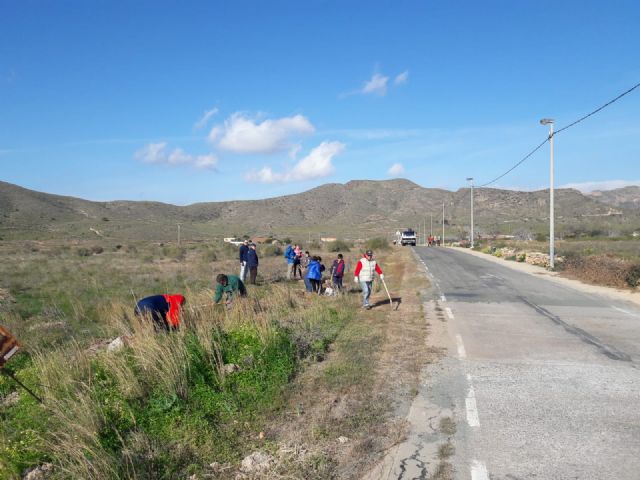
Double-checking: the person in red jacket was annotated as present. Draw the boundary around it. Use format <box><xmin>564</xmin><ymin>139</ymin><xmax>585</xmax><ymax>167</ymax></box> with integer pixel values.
<box><xmin>353</xmin><ymin>250</ymin><xmax>384</xmax><ymax>309</ymax></box>
<box><xmin>135</xmin><ymin>294</ymin><xmax>186</xmax><ymax>331</ymax></box>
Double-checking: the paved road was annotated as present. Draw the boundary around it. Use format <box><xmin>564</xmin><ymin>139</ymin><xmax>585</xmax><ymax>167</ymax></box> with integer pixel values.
<box><xmin>378</xmin><ymin>246</ymin><xmax>640</xmax><ymax>480</ymax></box>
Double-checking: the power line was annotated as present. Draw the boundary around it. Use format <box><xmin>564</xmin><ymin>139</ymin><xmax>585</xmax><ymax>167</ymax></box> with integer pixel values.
<box><xmin>478</xmin><ymin>80</ymin><xmax>640</xmax><ymax>188</ymax></box>
<box><xmin>554</xmin><ymin>81</ymin><xmax>640</xmax><ymax>135</ymax></box>
<box><xmin>477</xmin><ymin>138</ymin><xmax>549</xmax><ymax>188</ymax></box>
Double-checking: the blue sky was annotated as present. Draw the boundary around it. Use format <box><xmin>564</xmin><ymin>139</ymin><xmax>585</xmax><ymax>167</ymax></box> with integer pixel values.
<box><xmin>1</xmin><ymin>1</ymin><xmax>639</xmax><ymax>205</ymax></box>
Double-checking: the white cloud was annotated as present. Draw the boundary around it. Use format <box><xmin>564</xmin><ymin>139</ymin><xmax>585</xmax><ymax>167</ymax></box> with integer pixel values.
<box><xmin>134</xmin><ymin>142</ymin><xmax>168</xmax><ymax>164</ymax></box>
<box><xmin>209</xmin><ymin>113</ymin><xmax>315</xmax><ymax>154</ymax></box>
<box><xmin>387</xmin><ymin>163</ymin><xmax>405</xmax><ymax>176</ymax></box>
<box><xmin>288</xmin><ymin>143</ymin><xmax>302</xmax><ymax>160</ymax></box>
<box><xmin>559</xmin><ymin>179</ymin><xmax>640</xmax><ymax>193</ymax></box>
<box><xmin>194</xmin><ymin>154</ymin><xmax>218</xmax><ymax>169</ymax></box>
<box><xmin>246</xmin><ymin>141</ymin><xmax>345</xmax><ymax>183</ymax></box>
<box><xmin>194</xmin><ymin>107</ymin><xmax>219</xmax><ymax>130</ymax></box>
<box><xmin>342</xmin><ymin>68</ymin><xmax>409</xmax><ymax>97</ymax></box>
<box><xmin>362</xmin><ymin>73</ymin><xmax>389</xmax><ymax>96</ymax></box>
<box><xmin>394</xmin><ymin>70</ymin><xmax>409</xmax><ymax>85</ymax></box>
<box><xmin>134</xmin><ymin>142</ymin><xmax>217</xmax><ymax>170</ymax></box>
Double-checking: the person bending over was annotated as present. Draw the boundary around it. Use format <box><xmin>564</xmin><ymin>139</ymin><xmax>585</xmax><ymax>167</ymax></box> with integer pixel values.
<box><xmin>135</xmin><ymin>294</ymin><xmax>186</xmax><ymax>331</ymax></box>
<box><xmin>214</xmin><ymin>273</ymin><xmax>247</xmax><ymax>305</ymax></box>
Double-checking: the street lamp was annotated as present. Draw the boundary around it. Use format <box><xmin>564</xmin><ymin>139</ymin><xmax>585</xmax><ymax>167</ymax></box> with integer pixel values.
<box><xmin>540</xmin><ymin>118</ymin><xmax>555</xmax><ymax>269</ymax></box>
<box><xmin>466</xmin><ymin>177</ymin><xmax>474</xmax><ymax>248</ymax></box>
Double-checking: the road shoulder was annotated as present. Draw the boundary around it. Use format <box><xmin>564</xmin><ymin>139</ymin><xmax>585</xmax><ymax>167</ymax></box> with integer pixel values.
<box><xmin>449</xmin><ymin>246</ymin><xmax>640</xmax><ymax>307</ymax></box>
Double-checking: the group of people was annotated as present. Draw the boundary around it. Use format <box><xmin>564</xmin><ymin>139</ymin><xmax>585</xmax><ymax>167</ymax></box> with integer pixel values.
<box><xmin>427</xmin><ymin>235</ymin><xmax>442</xmax><ymax>246</ymax></box>
<box><xmin>284</xmin><ymin>243</ymin><xmax>383</xmax><ymax>309</ymax></box>
<box><xmin>283</xmin><ymin>243</ymin><xmax>346</xmax><ymax>294</ymax></box>
<box><xmin>238</xmin><ymin>239</ymin><xmax>259</xmax><ymax>285</ymax></box>
<box><xmin>134</xmin><ymin>272</ymin><xmax>248</xmax><ymax>331</ymax></box>
<box><xmin>134</xmin><ymin>241</ymin><xmax>386</xmax><ymax>331</ymax></box>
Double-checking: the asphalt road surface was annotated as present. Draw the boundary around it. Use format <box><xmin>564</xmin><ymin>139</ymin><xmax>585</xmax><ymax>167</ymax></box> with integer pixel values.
<box><xmin>381</xmin><ymin>246</ymin><xmax>640</xmax><ymax>480</ymax></box>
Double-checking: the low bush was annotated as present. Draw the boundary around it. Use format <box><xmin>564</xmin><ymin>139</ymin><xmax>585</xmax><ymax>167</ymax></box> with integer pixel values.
<box><xmin>161</xmin><ymin>245</ymin><xmax>186</xmax><ymax>261</ymax></box>
<box><xmin>560</xmin><ymin>253</ymin><xmax>634</xmax><ymax>288</ymax></box>
<box><xmin>625</xmin><ymin>264</ymin><xmax>640</xmax><ymax>288</ymax></box>
<box><xmin>327</xmin><ymin>240</ymin><xmax>351</xmax><ymax>252</ymax></box>
<box><xmin>308</xmin><ymin>240</ymin><xmax>322</xmax><ymax>250</ymax></box>
<box><xmin>365</xmin><ymin>237</ymin><xmax>389</xmax><ymax>251</ymax></box>
<box><xmin>260</xmin><ymin>244</ymin><xmax>282</xmax><ymax>257</ymax></box>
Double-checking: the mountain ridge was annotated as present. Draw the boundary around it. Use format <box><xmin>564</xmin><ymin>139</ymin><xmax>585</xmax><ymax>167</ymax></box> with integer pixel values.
<box><xmin>1</xmin><ymin>179</ymin><xmax>638</xmax><ymax>241</ymax></box>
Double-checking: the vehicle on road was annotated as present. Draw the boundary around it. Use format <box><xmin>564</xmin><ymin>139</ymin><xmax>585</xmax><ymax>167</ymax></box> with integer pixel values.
<box><xmin>400</xmin><ymin>229</ymin><xmax>417</xmax><ymax>246</ymax></box>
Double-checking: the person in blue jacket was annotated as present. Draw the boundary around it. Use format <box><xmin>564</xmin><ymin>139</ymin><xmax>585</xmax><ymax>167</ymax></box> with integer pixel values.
<box><xmin>284</xmin><ymin>244</ymin><xmax>296</xmax><ymax>279</ymax></box>
<box><xmin>305</xmin><ymin>255</ymin><xmax>323</xmax><ymax>293</ymax></box>
<box><xmin>245</xmin><ymin>243</ymin><xmax>259</xmax><ymax>285</ymax></box>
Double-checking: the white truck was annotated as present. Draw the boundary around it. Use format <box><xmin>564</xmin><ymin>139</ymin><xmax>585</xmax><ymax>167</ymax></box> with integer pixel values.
<box><xmin>400</xmin><ymin>229</ymin><xmax>417</xmax><ymax>246</ymax></box>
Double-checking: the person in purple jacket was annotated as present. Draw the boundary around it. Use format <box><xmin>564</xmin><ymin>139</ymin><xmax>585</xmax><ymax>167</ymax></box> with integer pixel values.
<box><xmin>330</xmin><ymin>253</ymin><xmax>345</xmax><ymax>291</ymax></box>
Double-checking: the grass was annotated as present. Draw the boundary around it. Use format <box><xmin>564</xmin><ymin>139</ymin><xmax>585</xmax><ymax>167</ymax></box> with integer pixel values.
<box><xmin>0</xmin><ymin>239</ymin><xmax>360</xmax><ymax>479</ymax></box>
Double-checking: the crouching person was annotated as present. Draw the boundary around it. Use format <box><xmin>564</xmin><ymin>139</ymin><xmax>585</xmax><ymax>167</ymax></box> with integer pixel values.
<box><xmin>305</xmin><ymin>256</ymin><xmax>323</xmax><ymax>293</ymax></box>
<box><xmin>135</xmin><ymin>294</ymin><xmax>186</xmax><ymax>331</ymax></box>
<box><xmin>214</xmin><ymin>273</ymin><xmax>247</xmax><ymax>306</ymax></box>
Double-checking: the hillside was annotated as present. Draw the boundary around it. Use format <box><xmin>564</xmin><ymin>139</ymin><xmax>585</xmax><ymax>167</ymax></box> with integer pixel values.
<box><xmin>588</xmin><ymin>186</ymin><xmax>640</xmax><ymax>210</ymax></box>
<box><xmin>1</xmin><ymin>179</ymin><xmax>639</xmax><ymax>241</ymax></box>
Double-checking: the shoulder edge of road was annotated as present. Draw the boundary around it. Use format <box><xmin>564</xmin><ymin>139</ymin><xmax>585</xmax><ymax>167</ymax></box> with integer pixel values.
<box><xmin>443</xmin><ymin>246</ymin><xmax>640</xmax><ymax>308</ymax></box>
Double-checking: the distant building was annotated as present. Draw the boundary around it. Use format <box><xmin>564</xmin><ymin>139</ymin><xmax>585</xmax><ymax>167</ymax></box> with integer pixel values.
<box><xmin>223</xmin><ymin>237</ymin><xmax>243</xmax><ymax>246</ymax></box>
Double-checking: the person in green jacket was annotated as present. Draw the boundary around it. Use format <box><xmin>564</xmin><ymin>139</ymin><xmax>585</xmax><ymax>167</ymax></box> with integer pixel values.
<box><xmin>214</xmin><ymin>273</ymin><xmax>247</xmax><ymax>305</ymax></box>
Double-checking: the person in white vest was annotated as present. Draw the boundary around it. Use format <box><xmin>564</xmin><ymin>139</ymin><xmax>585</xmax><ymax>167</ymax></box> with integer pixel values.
<box><xmin>353</xmin><ymin>249</ymin><xmax>384</xmax><ymax>309</ymax></box>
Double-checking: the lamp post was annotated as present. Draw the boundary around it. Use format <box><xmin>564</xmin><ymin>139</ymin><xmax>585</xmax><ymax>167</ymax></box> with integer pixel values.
<box><xmin>540</xmin><ymin>118</ymin><xmax>555</xmax><ymax>269</ymax></box>
<box><xmin>466</xmin><ymin>177</ymin><xmax>474</xmax><ymax>248</ymax></box>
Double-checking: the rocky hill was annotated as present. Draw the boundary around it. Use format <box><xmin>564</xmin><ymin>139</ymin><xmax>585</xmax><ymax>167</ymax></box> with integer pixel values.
<box><xmin>587</xmin><ymin>186</ymin><xmax>640</xmax><ymax>210</ymax></box>
<box><xmin>1</xmin><ymin>179</ymin><xmax>639</xmax><ymax>241</ymax></box>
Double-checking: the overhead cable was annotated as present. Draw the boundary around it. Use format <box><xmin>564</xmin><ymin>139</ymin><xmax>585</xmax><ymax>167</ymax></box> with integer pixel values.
<box><xmin>478</xmin><ymin>80</ymin><xmax>640</xmax><ymax>188</ymax></box>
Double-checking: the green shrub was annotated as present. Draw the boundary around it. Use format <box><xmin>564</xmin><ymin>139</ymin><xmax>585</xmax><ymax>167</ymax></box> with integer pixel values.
<box><xmin>625</xmin><ymin>264</ymin><xmax>640</xmax><ymax>288</ymax></box>
<box><xmin>327</xmin><ymin>240</ymin><xmax>351</xmax><ymax>252</ymax></box>
<box><xmin>162</xmin><ymin>245</ymin><xmax>186</xmax><ymax>261</ymax></box>
<box><xmin>260</xmin><ymin>244</ymin><xmax>282</xmax><ymax>257</ymax></box>
<box><xmin>365</xmin><ymin>237</ymin><xmax>389</xmax><ymax>251</ymax></box>
<box><xmin>201</xmin><ymin>248</ymin><xmax>217</xmax><ymax>262</ymax></box>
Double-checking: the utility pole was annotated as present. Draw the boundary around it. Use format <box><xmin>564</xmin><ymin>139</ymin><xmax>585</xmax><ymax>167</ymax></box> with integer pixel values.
<box><xmin>466</xmin><ymin>177</ymin><xmax>474</xmax><ymax>248</ymax></box>
<box><xmin>177</xmin><ymin>223</ymin><xmax>181</xmax><ymax>246</ymax></box>
<box><xmin>540</xmin><ymin>118</ymin><xmax>555</xmax><ymax>269</ymax></box>
<box><xmin>430</xmin><ymin>213</ymin><xmax>433</xmax><ymax>237</ymax></box>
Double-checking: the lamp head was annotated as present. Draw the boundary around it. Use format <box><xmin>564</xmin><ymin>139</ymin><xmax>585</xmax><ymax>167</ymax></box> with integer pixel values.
<box><xmin>539</xmin><ymin>118</ymin><xmax>555</xmax><ymax>125</ymax></box>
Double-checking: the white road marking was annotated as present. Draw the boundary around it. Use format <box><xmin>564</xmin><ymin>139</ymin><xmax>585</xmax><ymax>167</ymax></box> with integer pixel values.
<box><xmin>440</xmin><ymin>294</ymin><xmax>446</xmax><ymax>302</ymax></box>
<box><xmin>445</xmin><ymin>307</ymin><xmax>454</xmax><ymax>319</ymax></box>
<box><xmin>612</xmin><ymin>306</ymin><xmax>640</xmax><ymax>318</ymax></box>
<box><xmin>456</xmin><ymin>334</ymin><xmax>467</xmax><ymax>358</ymax></box>
<box><xmin>465</xmin><ymin>384</ymin><xmax>480</xmax><ymax>427</ymax></box>
<box><xmin>481</xmin><ymin>273</ymin><xmax>499</xmax><ymax>279</ymax></box>
<box><xmin>471</xmin><ymin>460</ymin><xmax>489</xmax><ymax>480</ymax></box>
